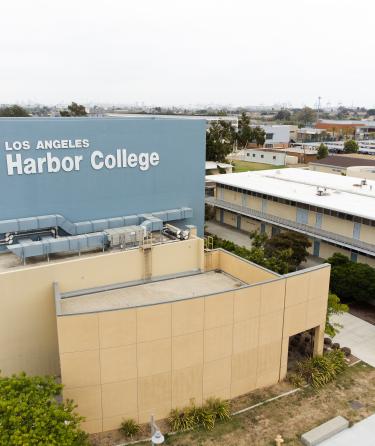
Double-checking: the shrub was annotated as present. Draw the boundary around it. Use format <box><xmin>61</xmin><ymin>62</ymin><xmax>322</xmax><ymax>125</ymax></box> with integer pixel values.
<box><xmin>120</xmin><ymin>419</ymin><xmax>140</xmax><ymax>437</ymax></box>
<box><xmin>324</xmin><ymin>337</ymin><xmax>332</xmax><ymax>346</ymax></box>
<box><xmin>295</xmin><ymin>350</ymin><xmax>347</xmax><ymax>389</ymax></box>
<box><xmin>0</xmin><ymin>373</ymin><xmax>89</xmax><ymax>446</ymax></box>
<box><xmin>169</xmin><ymin>398</ymin><xmax>231</xmax><ymax>432</ymax></box>
<box><xmin>205</xmin><ymin>397</ymin><xmax>231</xmax><ymax>421</ymax></box>
<box><xmin>341</xmin><ymin>347</ymin><xmax>351</xmax><ymax>357</ymax></box>
<box><xmin>169</xmin><ymin>407</ymin><xmax>196</xmax><ymax>432</ymax></box>
<box><xmin>192</xmin><ymin>406</ymin><xmax>216</xmax><ymax>431</ymax></box>
<box><xmin>288</xmin><ymin>373</ymin><xmax>306</xmax><ymax>388</ymax></box>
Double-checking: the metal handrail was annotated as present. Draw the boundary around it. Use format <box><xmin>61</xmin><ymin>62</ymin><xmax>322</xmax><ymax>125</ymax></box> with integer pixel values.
<box><xmin>206</xmin><ymin>196</ymin><xmax>375</xmax><ymax>255</ymax></box>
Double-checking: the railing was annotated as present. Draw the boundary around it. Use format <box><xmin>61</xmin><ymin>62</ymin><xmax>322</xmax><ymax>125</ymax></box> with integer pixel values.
<box><xmin>205</xmin><ymin>196</ymin><xmax>375</xmax><ymax>256</ymax></box>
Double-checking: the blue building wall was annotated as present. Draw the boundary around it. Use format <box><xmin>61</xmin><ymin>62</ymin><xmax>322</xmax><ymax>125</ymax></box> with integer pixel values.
<box><xmin>0</xmin><ymin>117</ymin><xmax>206</xmax><ymax>235</ymax></box>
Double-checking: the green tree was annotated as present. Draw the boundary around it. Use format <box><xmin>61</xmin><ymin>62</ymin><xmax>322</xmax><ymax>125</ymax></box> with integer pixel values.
<box><xmin>252</xmin><ymin>126</ymin><xmax>266</xmax><ymax>147</ymax></box>
<box><xmin>0</xmin><ymin>373</ymin><xmax>89</xmax><ymax>446</ymax></box>
<box><xmin>274</xmin><ymin>109</ymin><xmax>291</xmax><ymax>121</ymax></box>
<box><xmin>328</xmin><ymin>253</ymin><xmax>375</xmax><ymax>303</ymax></box>
<box><xmin>343</xmin><ymin>139</ymin><xmax>359</xmax><ymax>153</ymax></box>
<box><xmin>296</xmin><ymin>107</ymin><xmax>316</xmax><ymax>125</ymax></box>
<box><xmin>264</xmin><ymin>231</ymin><xmax>311</xmax><ymax>271</ymax></box>
<box><xmin>317</xmin><ymin>143</ymin><xmax>329</xmax><ymax>159</ymax></box>
<box><xmin>237</xmin><ymin>112</ymin><xmax>253</xmax><ymax>148</ymax></box>
<box><xmin>206</xmin><ymin>121</ymin><xmax>235</xmax><ymax>162</ymax></box>
<box><xmin>366</xmin><ymin>109</ymin><xmax>375</xmax><ymax>117</ymax></box>
<box><xmin>325</xmin><ymin>293</ymin><xmax>348</xmax><ymax>337</ymax></box>
<box><xmin>60</xmin><ymin>102</ymin><xmax>87</xmax><ymax>117</ymax></box>
<box><xmin>0</xmin><ymin>105</ymin><xmax>29</xmax><ymax>117</ymax></box>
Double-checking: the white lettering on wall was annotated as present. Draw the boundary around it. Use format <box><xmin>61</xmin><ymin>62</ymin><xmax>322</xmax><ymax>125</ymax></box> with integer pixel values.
<box><xmin>3</xmin><ymin>139</ymin><xmax>160</xmax><ymax>176</ymax></box>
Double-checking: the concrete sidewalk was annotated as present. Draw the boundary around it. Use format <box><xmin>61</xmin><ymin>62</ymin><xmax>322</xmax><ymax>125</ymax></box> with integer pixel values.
<box><xmin>205</xmin><ymin>221</ymin><xmax>253</xmax><ymax>249</ymax></box>
<box><xmin>319</xmin><ymin>413</ymin><xmax>375</xmax><ymax>446</ymax></box>
<box><xmin>332</xmin><ymin>312</ymin><xmax>375</xmax><ymax>367</ymax></box>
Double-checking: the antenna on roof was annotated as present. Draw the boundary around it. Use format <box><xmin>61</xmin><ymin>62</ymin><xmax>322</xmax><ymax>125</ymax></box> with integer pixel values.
<box><xmin>317</xmin><ymin>96</ymin><xmax>322</xmax><ymax>121</ymax></box>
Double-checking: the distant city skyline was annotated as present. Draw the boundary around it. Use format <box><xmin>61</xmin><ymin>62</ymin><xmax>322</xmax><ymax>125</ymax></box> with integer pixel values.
<box><xmin>1</xmin><ymin>0</ymin><xmax>374</xmax><ymax>108</ymax></box>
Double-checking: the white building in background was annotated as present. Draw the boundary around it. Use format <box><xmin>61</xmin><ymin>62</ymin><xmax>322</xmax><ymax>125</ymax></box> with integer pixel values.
<box><xmin>235</xmin><ymin>148</ymin><xmax>298</xmax><ymax>166</ymax></box>
<box><xmin>251</xmin><ymin>125</ymin><xmax>297</xmax><ymax>148</ymax></box>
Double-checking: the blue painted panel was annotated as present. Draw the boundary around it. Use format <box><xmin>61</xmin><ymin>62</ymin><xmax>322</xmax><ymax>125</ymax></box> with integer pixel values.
<box><xmin>353</xmin><ymin>222</ymin><xmax>361</xmax><ymax>240</ymax></box>
<box><xmin>313</xmin><ymin>240</ymin><xmax>320</xmax><ymax>257</ymax></box>
<box><xmin>296</xmin><ymin>207</ymin><xmax>309</xmax><ymax>225</ymax></box>
<box><xmin>315</xmin><ymin>213</ymin><xmax>322</xmax><ymax>228</ymax></box>
<box><xmin>350</xmin><ymin>251</ymin><xmax>358</xmax><ymax>262</ymax></box>
<box><xmin>236</xmin><ymin>215</ymin><xmax>241</xmax><ymax>230</ymax></box>
<box><xmin>0</xmin><ymin>117</ymin><xmax>206</xmax><ymax>235</ymax></box>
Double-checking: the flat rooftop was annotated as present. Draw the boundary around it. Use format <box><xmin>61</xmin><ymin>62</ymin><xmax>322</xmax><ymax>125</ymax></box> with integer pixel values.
<box><xmin>58</xmin><ymin>270</ymin><xmax>246</xmax><ymax>316</ymax></box>
<box><xmin>310</xmin><ymin>155</ymin><xmax>375</xmax><ymax>168</ymax></box>
<box><xmin>209</xmin><ymin>168</ymin><xmax>375</xmax><ymax>221</ymax></box>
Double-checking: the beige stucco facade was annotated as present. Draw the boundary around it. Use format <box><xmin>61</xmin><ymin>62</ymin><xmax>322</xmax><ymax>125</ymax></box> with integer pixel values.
<box><xmin>0</xmin><ymin>237</ymin><xmax>204</xmax><ymax>377</ymax></box>
<box><xmin>0</xmin><ymin>231</ymin><xmax>330</xmax><ymax>435</ymax></box>
<box><xmin>55</xmin><ymin>247</ymin><xmax>329</xmax><ymax>433</ymax></box>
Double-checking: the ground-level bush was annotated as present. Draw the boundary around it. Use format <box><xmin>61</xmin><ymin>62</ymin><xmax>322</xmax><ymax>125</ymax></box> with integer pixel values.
<box><xmin>289</xmin><ymin>350</ymin><xmax>347</xmax><ymax>389</ymax></box>
<box><xmin>120</xmin><ymin>418</ymin><xmax>140</xmax><ymax>437</ymax></box>
<box><xmin>169</xmin><ymin>398</ymin><xmax>231</xmax><ymax>432</ymax></box>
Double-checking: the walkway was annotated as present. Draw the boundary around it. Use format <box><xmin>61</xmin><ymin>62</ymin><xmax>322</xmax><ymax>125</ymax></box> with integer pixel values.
<box><xmin>331</xmin><ymin>312</ymin><xmax>375</xmax><ymax>367</ymax></box>
<box><xmin>205</xmin><ymin>221</ymin><xmax>253</xmax><ymax>249</ymax></box>
<box><xmin>319</xmin><ymin>413</ymin><xmax>375</xmax><ymax>446</ymax></box>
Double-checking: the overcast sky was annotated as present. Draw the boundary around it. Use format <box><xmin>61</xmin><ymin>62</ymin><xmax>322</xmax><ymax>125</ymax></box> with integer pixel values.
<box><xmin>1</xmin><ymin>0</ymin><xmax>374</xmax><ymax>108</ymax></box>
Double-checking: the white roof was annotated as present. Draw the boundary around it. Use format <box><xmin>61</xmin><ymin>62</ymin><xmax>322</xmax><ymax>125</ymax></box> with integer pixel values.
<box><xmin>209</xmin><ymin>168</ymin><xmax>375</xmax><ymax>221</ymax></box>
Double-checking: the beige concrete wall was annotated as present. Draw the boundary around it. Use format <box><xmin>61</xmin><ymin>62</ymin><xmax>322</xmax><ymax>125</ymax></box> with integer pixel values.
<box><xmin>240</xmin><ymin>216</ymin><xmax>261</xmax><ymax>233</ymax></box>
<box><xmin>223</xmin><ymin>210</ymin><xmax>237</xmax><ymax>227</ymax></box>
<box><xmin>218</xmin><ymin>249</ymin><xmax>278</xmax><ymax>283</ymax></box>
<box><xmin>0</xmin><ymin>239</ymin><xmax>203</xmax><ymax>377</ymax></box>
<box><xmin>57</xmin><ymin>255</ymin><xmax>330</xmax><ymax>433</ymax></box>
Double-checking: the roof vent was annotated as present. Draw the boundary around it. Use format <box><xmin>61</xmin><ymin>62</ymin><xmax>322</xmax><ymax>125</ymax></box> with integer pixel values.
<box><xmin>316</xmin><ymin>186</ymin><xmax>329</xmax><ymax>196</ymax></box>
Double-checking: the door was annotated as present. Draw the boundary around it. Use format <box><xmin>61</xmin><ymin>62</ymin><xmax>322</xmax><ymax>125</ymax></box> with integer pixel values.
<box><xmin>315</xmin><ymin>213</ymin><xmax>323</xmax><ymax>229</ymax></box>
<box><xmin>351</xmin><ymin>251</ymin><xmax>358</xmax><ymax>262</ymax></box>
<box><xmin>261</xmin><ymin>198</ymin><xmax>267</xmax><ymax>213</ymax></box>
<box><xmin>220</xmin><ymin>209</ymin><xmax>224</xmax><ymax>224</ymax></box>
<box><xmin>242</xmin><ymin>193</ymin><xmax>247</xmax><ymax>208</ymax></box>
<box><xmin>296</xmin><ymin>207</ymin><xmax>309</xmax><ymax>225</ymax></box>
<box><xmin>313</xmin><ymin>240</ymin><xmax>320</xmax><ymax>257</ymax></box>
<box><xmin>218</xmin><ymin>186</ymin><xmax>224</xmax><ymax>200</ymax></box>
<box><xmin>260</xmin><ymin>223</ymin><xmax>266</xmax><ymax>234</ymax></box>
<box><xmin>236</xmin><ymin>215</ymin><xmax>241</xmax><ymax>230</ymax></box>
<box><xmin>353</xmin><ymin>222</ymin><xmax>361</xmax><ymax>240</ymax></box>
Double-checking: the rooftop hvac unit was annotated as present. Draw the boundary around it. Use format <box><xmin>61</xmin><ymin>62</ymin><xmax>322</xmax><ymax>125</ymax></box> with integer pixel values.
<box><xmin>316</xmin><ymin>186</ymin><xmax>329</xmax><ymax>196</ymax></box>
<box><xmin>105</xmin><ymin>226</ymin><xmax>146</xmax><ymax>248</ymax></box>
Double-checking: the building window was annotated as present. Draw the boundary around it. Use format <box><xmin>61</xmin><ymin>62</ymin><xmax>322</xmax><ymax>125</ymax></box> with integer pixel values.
<box><xmin>273</xmin><ymin>156</ymin><xmax>276</xmax><ymax>160</ymax></box>
<box><xmin>261</xmin><ymin>154</ymin><xmax>264</xmax><ymax>158</ymax></box>
<box><xmin>252</xmin><ymin>153</ymin><xmax>256</xmax><ymax>157</ymax></box>
<box><xmin>266</xmin><ymin>133</ymin><xmax>274</xmax><ymax>139</ymax></box>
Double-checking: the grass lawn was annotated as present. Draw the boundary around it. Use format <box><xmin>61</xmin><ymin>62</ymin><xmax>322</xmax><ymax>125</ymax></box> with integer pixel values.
<box><xmin>126</xmin><ymin>363</ymin><xmax>375</xmax><ymax>446</ymax></box>
<box><xmin>231</xmin><ymin>160</ymin><xmax>286</xmax><ymax>172</ymax></box>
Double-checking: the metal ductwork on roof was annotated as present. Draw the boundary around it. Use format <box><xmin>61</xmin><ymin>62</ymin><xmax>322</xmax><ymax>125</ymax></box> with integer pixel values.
<box><xmin>0</xmin><ymin>207</ymin><xmax>193</xmax><ymax>236</ymax></box>
<box><xmin>3</xmin><ymin>207</ymin><xmax>193</xmax><ymax>261</ymax></box>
